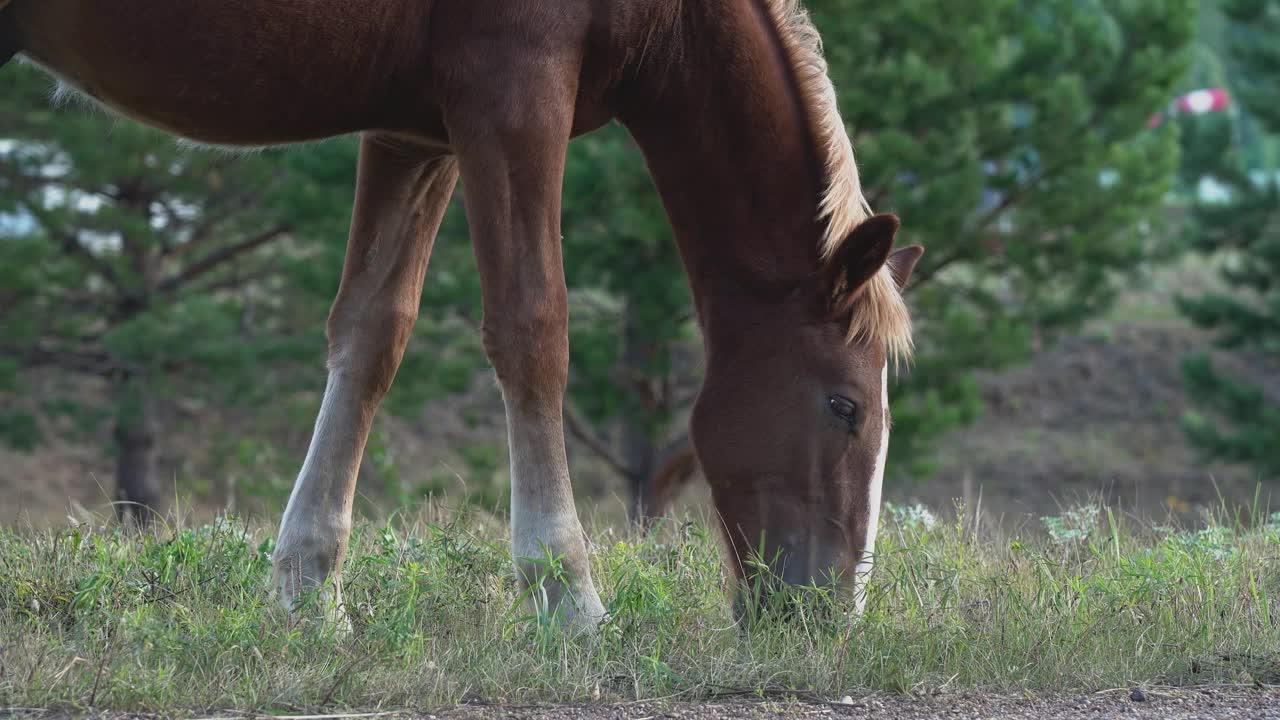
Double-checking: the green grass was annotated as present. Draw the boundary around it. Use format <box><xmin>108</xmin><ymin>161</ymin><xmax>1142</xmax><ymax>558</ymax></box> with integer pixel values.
<box><xmin>1</xmin><ymin>500</ymin><xmax>1278</xmax><ymax>713</ymax></box>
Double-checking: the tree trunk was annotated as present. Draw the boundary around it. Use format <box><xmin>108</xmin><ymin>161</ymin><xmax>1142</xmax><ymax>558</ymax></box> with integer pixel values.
<box><xmin>622</xmin><ymin>420</ymin><xmax>657</xmax><ymax>524</ymax></box>
<box><xmin>112</xmin><ymin>374</ymin><xmax>165</xmax><ymax>527</ymax></box>
<box><xmin>646</xmin><ymin>434</ymin><xmax>700</xmax><ymax>522</ymax></box>
<box><xmin>620</xmin><ymin>300</ymin><xmax>661</xmax><ymax>525</ymax></box>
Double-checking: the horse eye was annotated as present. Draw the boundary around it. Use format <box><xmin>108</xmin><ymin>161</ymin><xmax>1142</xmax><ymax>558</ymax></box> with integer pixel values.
<box><xmin>827</xmin><ymin>394</ymin><xmax>858</xmax><ymax>430</ymax></box>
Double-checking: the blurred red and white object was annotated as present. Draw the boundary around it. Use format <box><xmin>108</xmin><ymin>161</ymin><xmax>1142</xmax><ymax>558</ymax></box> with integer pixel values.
<box><xmin>1147</xmin><ymin>88</ymin><xmax>1231</xmax><ymax>128</ymax></box>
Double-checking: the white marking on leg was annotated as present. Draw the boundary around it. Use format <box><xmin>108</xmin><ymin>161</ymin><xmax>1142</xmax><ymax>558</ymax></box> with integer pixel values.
<box><xmin>854</xmin><ymin>362</ymin><xmax>889</xmax><ymax>613</ymax></box>
<box><xmin>280</xmin><ymin>373</ymin><xmax>357</xmax><ymax>534</ymax></box>
<box><xmin>505</xmin><ymin>399</ymin><xmax>586</xmax><ymax>561</ymax></box>
<box><xmin>274</xmin><ymin>367</ymin><xmax>363</xmax><ymax>611</ymax></box>
<box><xmin>503</xmin><ymin>395</ymin><xmax>604</xmax><ymax>625</ymax></box>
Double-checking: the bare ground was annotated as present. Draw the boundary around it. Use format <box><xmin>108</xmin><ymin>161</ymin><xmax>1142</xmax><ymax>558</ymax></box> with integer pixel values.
<box><xmin>895</xmin><ymin>321</ymin><xmax>1278</xmax><ymax>525</ymax></box>
<box><xmin>429</xmin><ymin>688</ymin><xmax>1280</xmax><ymax>719</ymax></box>
<box><xmin>8</xmin><ymin>687</ymin><xmax>1275</xmax><ymax>719</ymax></box>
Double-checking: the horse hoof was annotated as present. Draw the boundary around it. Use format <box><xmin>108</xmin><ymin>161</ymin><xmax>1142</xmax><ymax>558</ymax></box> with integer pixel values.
<box><xmin>563</xmin><ymin>590</ymin><xmax>607</xmax><ymax>635</ymax></box>
<box><xmin>270</xmin><ymin>544</ymin><xmax>349</xmax><ymax>630</ymax></box>
<box><xmin>515</xmin><ymin>564</ymin><xmax>605</xmax><ymax>634</ymax></box>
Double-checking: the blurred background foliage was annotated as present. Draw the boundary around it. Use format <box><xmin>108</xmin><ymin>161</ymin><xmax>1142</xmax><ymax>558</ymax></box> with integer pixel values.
<box><xmin>0</xmin><ymin>0</ymin><xmax>1276</xmax><ymax>527</ymax></box>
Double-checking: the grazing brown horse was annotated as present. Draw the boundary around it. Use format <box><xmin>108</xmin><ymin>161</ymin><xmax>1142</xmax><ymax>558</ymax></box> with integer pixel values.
<box><xmin>2</xmin><ymin>0</ymin><xmax>922</xmax><ymax>628</ymax></box>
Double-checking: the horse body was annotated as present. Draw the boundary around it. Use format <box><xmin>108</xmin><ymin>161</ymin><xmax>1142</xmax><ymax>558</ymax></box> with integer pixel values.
<box><xmin>2</xmin><ymin>0</ymin><xmax>922</xmax><ymax>628</ymax></box>
<box><xmin>10</xmin><ymin>0</ymin><xmax>625</xmax><ymax>145</ymax></box>
<box><xmin>12</xmin><ymin>0</ymin><xmax>423</xmax><ymax>142</ymax></box>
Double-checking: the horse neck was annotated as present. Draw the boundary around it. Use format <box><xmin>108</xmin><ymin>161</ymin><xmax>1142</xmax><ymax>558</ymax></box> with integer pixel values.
<box><xmin>616</xmin><ymin>0</ymin><xmax>828</xmax><ymax>328</ymax></box>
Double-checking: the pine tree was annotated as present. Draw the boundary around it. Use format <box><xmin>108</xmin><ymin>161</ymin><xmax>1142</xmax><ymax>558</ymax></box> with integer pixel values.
<box><xmin>0</xmin><ymin>64</ymin><xmax>357</xmax><ymax>523</ymax></box>
<box><xmin>807</xmin><ymin>0</ymin><xmax>1195</xmax><ymax>476</ymax></box>
<box><xmin>1177</xmin><ymin>0</ymin><xmax>1280</xmax><ymax>478</ymax></box>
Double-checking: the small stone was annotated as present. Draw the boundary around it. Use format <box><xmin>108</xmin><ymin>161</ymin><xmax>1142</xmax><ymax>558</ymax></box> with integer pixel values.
<box><xmin>1130</xmin><ymin>688</ymin><xmax>1147</xmax><ymax>702</ymax></box>
<box><xmin>838</xmin><ymin>696</ymin><xmax>854</xmax><ymax>705</ymax></box>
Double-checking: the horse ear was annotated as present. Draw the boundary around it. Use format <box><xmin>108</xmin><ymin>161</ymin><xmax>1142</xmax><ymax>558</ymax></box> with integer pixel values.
<box><xmin>823</xmin><ymin>213</ymin><xmax>900</xmax><ymax>310</ymax></box>
<box><xmin>887</xmin><ymin>244</ymin><xmax>924</xmax><ymax>290</ymax></box>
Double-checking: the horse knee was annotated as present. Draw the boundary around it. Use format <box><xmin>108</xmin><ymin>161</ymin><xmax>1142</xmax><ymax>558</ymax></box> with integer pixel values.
<box><xmin>482</xmin><ymin>297</ymin><xmax>568</xmax><ymax>406</ymax></box>
<box><xmin>325</xmin><ymin>303</ymin><xmax>418</xmax><ymax>399</ymax></box>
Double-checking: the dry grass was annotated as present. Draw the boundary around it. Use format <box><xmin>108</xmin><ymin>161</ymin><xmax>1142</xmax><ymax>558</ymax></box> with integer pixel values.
<box><xmin>1</xmin><ymin>498</ymin><xmax>1277</xmax><ymax>714</ymax></box>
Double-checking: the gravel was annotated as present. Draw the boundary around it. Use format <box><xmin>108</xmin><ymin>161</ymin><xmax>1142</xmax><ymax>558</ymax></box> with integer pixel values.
<box><xmin>423</xmin><ymin>687</ymin><xmax>1280</xmax><ymax>719</ymax></box>
<box><xmin>7</xmin><ymin>687</ymin><xmax>1276</xmax><ymax>720</ymax></box>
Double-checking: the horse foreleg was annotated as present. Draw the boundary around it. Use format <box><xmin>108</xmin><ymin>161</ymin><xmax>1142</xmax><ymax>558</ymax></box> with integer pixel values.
<box><xmin>449</xmin><ymin>89</ymin><xmax>606</xmax><ymax>633</ymax></box>
<box><xmin>272</xmin><ymin>135</ymin><xmax>458</xmax><ymax>624</ymax></box>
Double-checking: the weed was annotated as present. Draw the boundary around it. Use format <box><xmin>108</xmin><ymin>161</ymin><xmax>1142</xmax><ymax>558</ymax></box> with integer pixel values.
<box><xmin>0</xmin><ymin>502</ymin><xmax>1276</xmax><ymax>712</ymax></box>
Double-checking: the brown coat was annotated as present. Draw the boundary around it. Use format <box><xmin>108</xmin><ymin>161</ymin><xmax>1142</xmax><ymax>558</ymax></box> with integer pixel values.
<box><xmin>2</xmin><ymin>0</ymin><xmax>922</xmax><ymax>625</ymax></box>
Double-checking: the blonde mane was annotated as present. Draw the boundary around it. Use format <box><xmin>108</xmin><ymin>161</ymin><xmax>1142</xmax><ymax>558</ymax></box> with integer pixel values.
<box><xmin>763</xmin><ymin>0</ymin><xmax>914</xmax><ymax>364</ymax></box>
